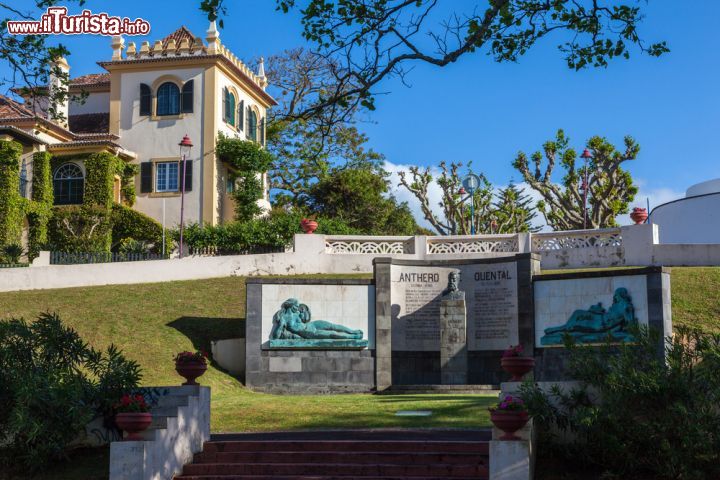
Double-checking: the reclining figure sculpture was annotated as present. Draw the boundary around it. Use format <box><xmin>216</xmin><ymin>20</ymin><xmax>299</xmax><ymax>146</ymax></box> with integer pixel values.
<box><xmin>270</xmin><ymin>298</ymin><xmax>364</xmax><ymax>340</ymax></box>
<box><xmin>540</xmin><ymin>287</ymin><xmax>638</xmax><ymax>346</ymax></box>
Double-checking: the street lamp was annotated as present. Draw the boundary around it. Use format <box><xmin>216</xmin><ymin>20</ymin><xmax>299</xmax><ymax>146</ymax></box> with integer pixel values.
<box><xmin>580</xmin><ymin>148</ymin><xmax>592</xmax><ymax>230</ymax></box>
<box><xmin>178</xmin><ymin>134</ymin><xmax>193</xmax><ymax>258</ymax></box>
<box><xmin>461</xmin><ymin>173</ymin><xmax>481</xmax><ymax>235</ymax></box>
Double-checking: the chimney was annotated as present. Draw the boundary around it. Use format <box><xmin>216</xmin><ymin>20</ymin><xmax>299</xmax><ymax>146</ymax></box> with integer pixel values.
<box><xmin>111</xmin><ymin>35</ymin><xmax>125</xmax><ymax>60</ymax></box>
<box><xmin>48</xmin><ymin>56</ymin><xmax>70</xmax><ymax>127</ymax></box>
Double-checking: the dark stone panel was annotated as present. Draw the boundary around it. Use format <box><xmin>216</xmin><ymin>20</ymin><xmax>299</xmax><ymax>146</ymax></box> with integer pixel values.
<box><xmin>535</xmin><ymin>266</ymin><xmax>668</xmax><ymax>282</ymax></box>
<box><xmin>468</xmin><ymin>351</ymin><xmax>505</xmax><ymax>385</ymax></box>
<box><xmin>392</xmin><ymin>351</ymin><xmax>441</xmax><ymax>385</ymax></box>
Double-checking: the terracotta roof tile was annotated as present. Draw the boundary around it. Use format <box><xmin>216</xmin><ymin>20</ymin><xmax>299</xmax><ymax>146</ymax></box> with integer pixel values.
<box><xmin>162</xmin><ymin>26</ymin><xmax>199</xmax><ymax>48</ymax></box>
<box><xmin>0</xmin><ymin>94</ymin><xmax>35</xmax><ymax>119</ymax></box>
<box><xmin>70</xmin><ymin>73</ymin><xmax>110</xmax><ymax>87</ymax></box>
<box><xmin>68</xmin><ymin>112</ymin><xmax>109</xmax><ymax>134</ymax></box>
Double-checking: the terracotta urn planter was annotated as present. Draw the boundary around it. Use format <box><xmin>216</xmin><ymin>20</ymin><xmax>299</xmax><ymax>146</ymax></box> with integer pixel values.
<box><xmin>501</xmin><ymin>356</ymin><xmax>535</xmax><ymax>382</ymax></box>
<box><xmin>630</xmin><ymin>207</ymin><xmax>648</xmax><ymax>225</ymax></box>
<box><xmin>490</xmin><ymin>410</ymin><xmax>529</xmax><ymax>441</ymax></box>
<box><xmin>175</xmin><ymin>361</ymin><xmax>207</xmax><ymax>386</ymax></box>
<box><xmin>115</xmin><ymin>412</ymin><xmax>152</xmax><ymax>441</ymax></box>
<box><xmin>300</xmin><ymin>218</ymin><xmax>318</xmax><ymax>234</ymax></box>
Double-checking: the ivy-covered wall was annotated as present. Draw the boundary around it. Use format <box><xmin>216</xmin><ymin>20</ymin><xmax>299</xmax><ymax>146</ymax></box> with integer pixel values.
<box><xmin>0</xmin><ymin>141</ymin><xmax>24</xmax><ymax>249</ymax></box>
<box><xmin>0</xmin><ymin>142</ymin><xmax>54</xmax><ymax>261</ymax></box>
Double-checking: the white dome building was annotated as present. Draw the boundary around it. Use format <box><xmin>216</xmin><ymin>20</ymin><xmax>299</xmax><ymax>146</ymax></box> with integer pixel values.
<box><xmin>650</xmin><ymin>178</ymin><xmax>720</xmax><ymax>244</ymax></box>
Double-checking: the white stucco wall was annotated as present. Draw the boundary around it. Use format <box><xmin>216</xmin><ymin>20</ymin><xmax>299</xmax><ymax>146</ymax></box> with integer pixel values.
<box><xmin>118</xmin><ymin>68</ymin><xmax>204</xmax><ymax>225</ymax></box>
<box><xmin>650</xmin><ymin>193</ymin><xmax>720</xmax><ymax>244</ymax></box>
<box><xmin>69</xmin><ymin>92</ymin><xmax>110</xmax><ymax>115</ymax></box>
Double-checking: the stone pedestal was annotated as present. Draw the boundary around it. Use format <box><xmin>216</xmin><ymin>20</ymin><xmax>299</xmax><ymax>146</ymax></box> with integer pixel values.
<box><xmin>440</xmin><ymin>295</ymin><xmax>467</xmax><ymax>385</ymax></box>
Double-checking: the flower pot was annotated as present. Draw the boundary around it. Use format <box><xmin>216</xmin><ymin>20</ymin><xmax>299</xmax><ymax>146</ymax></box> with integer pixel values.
<box><xmin>300</xmin><ymin>219</ymin><xmax>318</xmax><ymax>234</ymax></box>
<box><xmin>490</xmin><ymin>410</ymin><xmax>529</xmax><ymax>441</ymax></box>
<box><xmin>630</xmin><ymin>207</ymin><xmax>648</xmax><ymax>225</ymax></box>
<box><xmin>175</xmin><ymin>361</ymin><xmax>207</xmax><ymax>385</ymax></box>
<box><xmin>115</xmin><ymin>412</ymin><xmax>152</xmax><ymax>441</ymax></box>
<box><xmin>501</xmin><ymin>356</ymin><xmax>535</xmax><ymax>381</ymax></box>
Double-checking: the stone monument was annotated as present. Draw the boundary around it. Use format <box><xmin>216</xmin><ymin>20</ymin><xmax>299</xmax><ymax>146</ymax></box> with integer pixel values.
<box><xmin>439</xmin><ymin>271</ymin><xmax>468</xmax><ymax>384</ymax></box>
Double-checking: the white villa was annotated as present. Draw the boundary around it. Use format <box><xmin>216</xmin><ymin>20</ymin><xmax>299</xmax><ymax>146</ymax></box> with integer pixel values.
<box><xmin>0</xmin><ymin>21</ymin><xmax>275</xmax><ymax>226</ymax></box>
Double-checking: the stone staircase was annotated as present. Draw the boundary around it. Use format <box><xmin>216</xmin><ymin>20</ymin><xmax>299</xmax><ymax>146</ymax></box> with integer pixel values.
<box><xmin>174</xmin><ymin>430</ymin><xmax>490</xmax><ymax>480</ymax></box>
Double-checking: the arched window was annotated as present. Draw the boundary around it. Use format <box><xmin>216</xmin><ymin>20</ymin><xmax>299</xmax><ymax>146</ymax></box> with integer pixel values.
<box><xmin>53</xmin><ymin>163</ymin><xmax>84</xmax><ymax>205</ymax></box>
<box><xmin>156</xmin><ymin>82</ymin><xmax>181</xmax><ymax>116</ymax></box>
<box><xmin>248</xmin><ymin>109</ymin><xmax>258</xmax><ymax>142</ymax></box>
<box><xmin>223</xmin><ymin>87</ymin><xmax>236</xmax><ymax>126</ymax></box>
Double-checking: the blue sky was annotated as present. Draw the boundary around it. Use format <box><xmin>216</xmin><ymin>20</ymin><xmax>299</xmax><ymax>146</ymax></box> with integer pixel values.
<box><xmin>4</xmin><ymin>1</ymin><xmax>719</xmax><ymax>225</ymax></box>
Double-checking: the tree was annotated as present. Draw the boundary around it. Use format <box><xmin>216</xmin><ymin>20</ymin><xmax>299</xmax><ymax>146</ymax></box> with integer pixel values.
<box><xmin>398</xmin><ymin>161</ymin><xmax>504</xmax><ymax>236</ymax></box>
<box><xmin>307</xmin><ymin>167</ymin><xmax>421</xmax><ymax>235</ymax></box>
<box><xmin>202</xmin><ymin>1</ymin><xmax>668</xmax><ymax>123</ymax></box>
<box><xmin>493</xmin><ymin>182</ymin><xmax>540</xmax><ymax>233</ymax></box>
<box><xmin>513</xmin><ymin>129</ymin><xmax>639</xmax><ymax>230</ymax></box>
<box><xmin>262</xmin><ymin>49</ymin><xmax>383</xmax><ymax>207</ymax></box>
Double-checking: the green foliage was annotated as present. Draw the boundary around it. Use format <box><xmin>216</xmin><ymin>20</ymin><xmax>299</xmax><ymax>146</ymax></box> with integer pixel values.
<box><xmin>519</xmin><ymin>327</ymin><xmax>720</xmax><ymax>479</ymax></box>
<box><xmin>0</xmin><ymin>140</ymin><xmax>24</xmax><ymax>249</ymax></box>
<box><xmin>307</xmin><ymin>168</ymin><xmax>420</xmax><ymax>235</ymax></box>
<box><xmin>27</xmin><ymin>151</ymin><xmax>54</xmax><ymax>259</ymax></box>
<box><xmin>0</xmin><ymin>312</ymin><xmax>141</xmax><ymax>472</ymax></box>
<box><xmin>120</xmin><ymin>163</ymin><xmax>139</xmax><ymax>207</ymax></box>
<box><xmin>492</xmin><ymin>182</ymin><xmax>540</xmax><ymax>233</ymax></box>
<box><xmin>48</xmin><ymin>205</ymin><xmax>112</xmax><ymax>253</ymax></box>
<box><xmin>111</xmin><ymin>204</ymin><xmax>170</xmax><ymax>253</ymax></box>
<box><xmin>216</xmin><ymin>134</ymin><xmax>273</xmax><ymax>222</ymax></box>
<box><xmin>1</xmin><ymin>244</ymin><xmax>23</xmax><ymax>264</ymax></box>
<box><xmin>514</xmin><ymin>129</ymin><xmax>639</xmax><ymax>230</ymax></box>
<box><xmin>82</xmin><ymin>152</ymin><xmax>125</xmax><ymax>209</ymax></box>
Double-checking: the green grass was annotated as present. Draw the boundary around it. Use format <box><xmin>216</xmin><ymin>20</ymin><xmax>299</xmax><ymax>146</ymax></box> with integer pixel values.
<box><xmin>0</xmin><ymin>274</ymin><xmax>493</xmax><ymax>434</ymax></box>
<box><xmin>670</xmin><ymin>267</ymin><xmax>720</xmax><ymax>333</ymax></box>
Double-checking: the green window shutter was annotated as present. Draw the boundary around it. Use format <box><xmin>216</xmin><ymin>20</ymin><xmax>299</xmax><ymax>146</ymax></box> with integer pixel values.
<box><xmin>139</xmin><ymin>84</ymin><xmax>151</xmax><ymax>116</ymax></box>
<box><xmin>181</xmin><ymin>80</ymin><xmax>194</xmax><ymax>113</ymax></box>
<box><xmin>222</xmin><ymin>87</ymin><xmax>228</xmax><ymax>123</ymax></box>
<box><xmin>238</xmin><ymin>100</ymin><xmax>244</xmax><ymax>131</ymax></box>
<box><xmin>182</xmin><ymin>160</ymin><xmax>193</xmax><ymax>192</ymax></box>
<box><xmin>260</xmin><ymin>117</ymin><xmax>266</xmax><ymax>145</ymax></box>
<box><xmin>140</xmin><ymin>162</ymin><xmax>152</xmax><ymax>193</ymax></box>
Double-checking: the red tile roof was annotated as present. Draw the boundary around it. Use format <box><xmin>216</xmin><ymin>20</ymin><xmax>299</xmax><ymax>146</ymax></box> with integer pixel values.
<box><xmin>162</xmin><ymin>26</ymin><xmax>199</xmax><ymax>48</ymax></box>
<box><xmin>70</xmin><ymin>73</ymin><xmax>110</xmax><ymax>87</ymax></box>
<box><xmin>0</xmin><ymin>94</ymin><xmax>35</xmax><ymax>119</ymax></box>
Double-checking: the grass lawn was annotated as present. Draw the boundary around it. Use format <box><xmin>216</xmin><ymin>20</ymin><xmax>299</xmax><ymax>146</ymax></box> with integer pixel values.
<box><xmin>0</xmin><ymin>274</ymin><xmax>493</xmax><ymax>434</ymax></box>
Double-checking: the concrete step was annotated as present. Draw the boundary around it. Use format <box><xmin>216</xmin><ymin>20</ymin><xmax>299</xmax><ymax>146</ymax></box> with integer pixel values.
<box><xmin>181</xmin><ymin>462</ymin><xmax>488</xmax><ymax>477</ymax></box>
<box><xmin>193</xmin><ymin>451</ymin><xmax>488</xmax><ymax>465</ymax></box>
<box><xmin>380</xmin><ymin>385</ymin><xmax>499</xmax><ymax>394</ymax></box>
<box><xmin>203</xmin><ymin>440</ymin><xmax>489</xmax><ymax>454</ymax></box>
<box><xmin>151</xmin><ymin>406</ymin><xmax>181</xmax><ymax>417</ymax></box>
<box><xmin>176</xmin><ymin>476</ymin><xmax>483</xmax><ymax>480</ymax></box>
<box><xmin>156</xmin><ymin>395</ymin><xmax>190</xmax><ymax>408</ymax></box>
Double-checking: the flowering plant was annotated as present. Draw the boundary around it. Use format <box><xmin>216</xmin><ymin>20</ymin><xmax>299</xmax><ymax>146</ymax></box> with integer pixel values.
<box><xmin>113</xmin><ymin>394</ymin><xmax>150</xmax><ymax>413</ymax></box>
<box><xmin>174</xmin><ymin>350</ymin><xmax>208</xmax><ymax>364</ymax></box>
<box><xmin>489</xmin><ymin>395</ymin><xmax>527</xmax><ymax>412</ymax></box>
<box><xmin>502</xmin><ymin>344</ymin><xmax>524</xmax><ymax>358</ymax></box>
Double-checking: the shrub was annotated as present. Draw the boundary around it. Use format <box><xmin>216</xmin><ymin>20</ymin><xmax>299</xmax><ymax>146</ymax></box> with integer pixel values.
<box><xmin>1</xmin><ymin>243</ymin><xmax>23</xmax><ymax>264</ymax></box>
<box><xmin>111</xmin><ymin>204</ymin><xmax>171</xmax><ymax>253</ymax></box>
<box><xmin>0</xmin><ymin>313</ymin><xmax>141</xmax><ymax>471</ymax></box>
<box><xmin>519</xmin><ymin>326</ymin><xmax>720</xmax><ymax>479</ymax></box>
<box><xmin>47</xmin><ymin>205</ymin><xmax>112</xmax><ymax>253</ymax></box>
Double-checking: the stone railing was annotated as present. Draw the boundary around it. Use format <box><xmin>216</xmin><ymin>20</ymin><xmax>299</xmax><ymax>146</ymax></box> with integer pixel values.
<box><xmin>325</xmin><ymin>236</ymin><xmax>414</xmax><ymax>254</ymax></box>
<box><xmin>427</xmin><ymin>234</ymin><xmax>520</xmax><ymax>254</ymax></box>
<box><xmin>531</xmin><ymin>228</ymin><xmax>622</xmax><ymax>251</ymax></box>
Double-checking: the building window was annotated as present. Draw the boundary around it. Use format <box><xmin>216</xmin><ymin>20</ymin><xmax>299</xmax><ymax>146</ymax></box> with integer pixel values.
<box><xmin>223</xmin><ymin>87</ymin><xmax>236</xmax><ymax>126</ymax></box>
<box><xmin>53</xmin><ymin>163</ymin><xmax>84</xmax><ymax>205</ymax></box>
<box><xmin>155</xmin><ymin>162</ymin><xmax>179</xmax><ymax>192</ymax></box>
<box><xmin>248</xmin><ymin>109</ymin><xmax>258</xmax><ymax>142</ymax></box>
<box><xmin>156</xmin><ymin>82</ymin><xmax>181</xmax><ymax>116</ymax></box>
<box><xmin>19</xmin><ymin>159</ymin><xmax>28</xmax><ymax>198</ymax></box>
<box><xmin>226</xmin><ymin>177</ymin><xmax>236</xmax><ymax>193</ymax></box>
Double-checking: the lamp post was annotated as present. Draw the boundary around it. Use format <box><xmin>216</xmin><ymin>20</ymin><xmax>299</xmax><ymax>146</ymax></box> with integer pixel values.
<box><xmin>580</xmin><ymin>148</ymin><xmax>592</xmax><ymax>230</ymax></box>
<box><xmin>461</xmin><ymin>173</ymin><xmax>480</xmax><ymax>235</ymax></box>
<box><xmin>178</xmin><ymin>134</ymin><xmax>193</xmax><ymax>258</ymax></box>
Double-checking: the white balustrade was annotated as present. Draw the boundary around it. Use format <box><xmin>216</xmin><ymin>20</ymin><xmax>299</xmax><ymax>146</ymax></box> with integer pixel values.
<box><xmin>325</xmin><ymin>236</ymin><xmax>413</xmax><ymax>254</ymax></box>
<box><xmin>426</xmin><ymin>235</ymin><xmax>520</xmax><ymax>254</ymax></box>
<box><xmin>531</xmin><ymin>228</ymin><xmax>622</xmax><ymax>252</ymax></box>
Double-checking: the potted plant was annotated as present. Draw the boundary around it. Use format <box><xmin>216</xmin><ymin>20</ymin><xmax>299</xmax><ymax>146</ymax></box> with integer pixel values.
<box><xmin>501</xmin><ymin>344</ymin><xmax>535</xmax><ymax>381</ymax></box>
<box><xmin>174</xmin><ymin>350</ymin><xmax>208</xmax><ymax>385</ymax></box>
<box><xmin>300</xmin><ymin>216</ymin><xmax>318</xmax><ymax>234</ymax></box>
<box><xmin>489</xmin><ymin>395</ymin><xmax>529</xmax><ymax>441</ymax></box>
<box><xmin>630</xmin><ymin>207</ymin><xmax>648</xmax><ymax>224</ymax></box>
<box><xmin>114</xmin><ymin>394</ymin><xmax>152</xmax><ymax>441</ymax></box>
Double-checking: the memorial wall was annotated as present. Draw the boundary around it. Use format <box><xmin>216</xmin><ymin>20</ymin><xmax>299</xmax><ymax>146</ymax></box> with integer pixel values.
<box><xmin>390</xmin><ymin>262</ymin><xmax>519</xmax><ymax>351</ymax></box>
